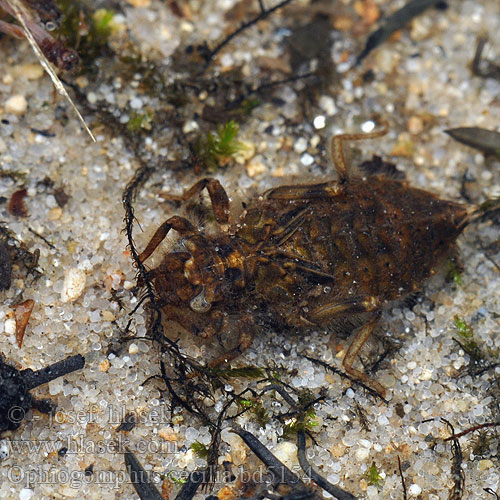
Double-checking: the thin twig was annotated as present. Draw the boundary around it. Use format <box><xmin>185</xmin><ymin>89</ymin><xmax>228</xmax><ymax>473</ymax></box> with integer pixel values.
<box><xmin>199</xmin><ymin>0</ymin><xmax>294</xmax><ymax>74</ymax></box>
<box><xmin>28</xmin><ymin>227</ymin><xmax>56</xmax><ymax>249</ymax></box>
<box><xmin>297</xmin><ymin>431</ymin><xmax>358</xmax><ymax>500</ymax></box>
<box><xmin>441</xmin><ymin>419</ymin><xmax>465</xmax><ymax>500</ymax></box>
<box><xmin>484</xmin><ymin>488</ymin><xmax>500</xmax><ymax>499</ymax></box>
<box><xmin>443</xmin><ymin>422</ymin><xmax>500</xmax><ymax>441</ymax></box>
<box><xmin>356</xmin><ymin>0</ymin><xmax>443</xmax><ymax>64</ymax></box>
<box><xmin>21</xmin><ymin>354</ymin><xmax>85</xmax><ymax>390</ymax></box>
<box><xmin>124</xmin><ymin>448</ymin><xmax>164</xmax><ymax>500</ymax></box>
<box><xmin>398</xmin><ymin>456</ymin><xmax>407</xmax><ymax>500</ymax></box>
<box><xmin>304</xmin><ymin>355</ymin><xmax>387</xmax><ymax>403</ymax></box>
<box><xmin>230</xmin><ymin>423</ymin><xmax>302</xmax><ymax>487</ymax></box>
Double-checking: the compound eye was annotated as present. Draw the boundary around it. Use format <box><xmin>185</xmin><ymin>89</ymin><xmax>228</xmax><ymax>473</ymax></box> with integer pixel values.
<box><xmin>190</xmin><ymin>288</ymin><xmax>211</xmax><ymax>313</ymax></box>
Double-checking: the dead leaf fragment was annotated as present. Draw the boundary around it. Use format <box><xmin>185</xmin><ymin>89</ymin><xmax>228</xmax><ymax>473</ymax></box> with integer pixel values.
<box><xmin>13</xmin><ymin>298</ymin><xmax>34</xmax><ymax>347</ymax></box>
<box><xmin>9</xmin><ymin>188</ymin><xmax>28</xmax><ymax>217</ymax></box>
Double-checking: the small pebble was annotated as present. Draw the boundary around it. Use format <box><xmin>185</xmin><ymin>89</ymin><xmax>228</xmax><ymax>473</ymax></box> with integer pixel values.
<box><xmin>99</xmin><ymin>359</ymin><xmax>111</xmax><ymax>372</ymax></box>
<box><xmin>101</xmin><ymin>310</ymin><xmax>116</xmax><ymax>322</ymax></box>
<box><xmin>19</xmin><ymin>488</ymin><xmax>34</xmax><ymax>500</ymax></box>
<box><xmin>355</xmin><ymin>447</ymin><xmax>370</xmax><ymax>461</ymax></box>
<box><xmin>159</xmin><ymin>427</ymin><xmax>177</xmax><ymax>441</ymax></box>
<box><xmin>273</xmin><ymin>441</ymin><xmax>297</xmax><ymax>469</ymax></box>
<box><xmin>313</xmin><ymin>116</ymin><xmax>326</xmax><ymax>129</ymax></box>
<box><xmin>17</xmin><ymin>64</ymin><xmax>44</xmax><ymax>80</ymax></box>
<box><xmin>127</xmin><ymin>0</ymin><xmax>151</xmax><ymax>6</ymax></box>
<box><xmin>318</xmin><ymin>95</ymin><xmax>337</xmax><ymax>115</ymax></box>
<box><xmin>333</xmin><ymin>15</ymin><xmax>353</xmax><ymax>31</ymax></box>
<box><xmin>408</xmin><ymin>484</ymin><xmax>422</xmax><ymax>496</ymax></box>
<box><xmin>407</xmin><ymin>116</ymin><xmax>424</xmax><ymax>135</ymax></box>
<box><xmin>361</xmin><ymin>120</ymin><xmax>375</xmax><ymax>133</ymax></box>
<box><xmin>246</xmin><ymin>161</ymin><xmax>266</xmax><ymax>178</ymax></box>
<box><xmin>129</xmin><ymin>343</ymin><xmax>139</xmax><ymax>355</ymax></box>
<box><xmin>0</xmin><ymin>440</ymin><xmax>9</xmax><ymax>461</ymax></box>
<box><xmin>301</xmin><ymin>153</ymin><xmax>314</xmax><ymax>166</ymax></box>
<box><xmin>378</xmin><ymin>414</ymin><xmax>389</xmax><ymax>425</ymax></box>
<box><xmin>129</xmin><ymin>97</ymin><xmax>143</xmax><ymax>110</ymax></box>
<box><xmin>359</xmin><ymin>439</ymin><xmax>372</xmax><ymax>449</ymax></box>
<box><xmin>182</xmin><ymin>120</ymin><xmax>199</xmax><ymax>133</ymax></box>
<box><xmin>478</xmin><ymin>459</ymin><xmax>493</xmax><ymax>471</ymax></box>
<box><xmin>294</xmin><ymin>137</ymin><xmax>308</xmax><ymax>154</ymax></box>
<box><xmin>5</xmin><ymin>317</ymin><xmax>16</xmax><ymax>335</ymax></box>
<box><xmin>218</xmin><ymin>485</ymin><xmax>236</xmax><ymax>500</ymax></box>
<box><xmin>61</xmin><ymin>268</ymin><xmax>86</xmax><ymax>303</ymax></box>
<box><xmin>48</xmin><ymin>207</ymin><xmax>62</xmax><ymax>221</ymax></box>
<box><xmin>5</xmin><ymin>95</ymin><xmax>28</xmax><ymax>115</ymax></box>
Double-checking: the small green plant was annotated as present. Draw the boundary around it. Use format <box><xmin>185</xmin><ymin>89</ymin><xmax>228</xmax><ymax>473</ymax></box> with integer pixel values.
<box><xmin>92</xmin><ymin>9</ymin><xmax>116</xmax><ymax>40</ymax></box>
<box><xmin>237</xmin><ymin>398</ymin><xmax>254</xmax><ymax>409</ymax></box>
<box><xmin>479</xmin><ymin>197</ymin><xmax>500</xmax><ymax>213</ymax></box>
<box><xmin>127</xmin><ymin>111</ymin><xmax>154</xmax><ymax>132</ymax></box>
<box><xmin>190</xmin><ymin>441</ymin><xmax>208</xmax><ymax>459</ymax></box>
<box><xmin>196</xmin><ymin>120</ymin><xmax>246</xmax><ymax>171</ymax></box>
<box><xmin>253</xmin><ymin>400</ymin><xmax>270</xmax><ymax>427</ymax></box>
<box><xmin>366</xmin><ymin>462</ymin><xmax>383</xmax><ymax>487</ymax></box>
<box><xmin>236</xmin><ymin>397</ymin><xmax>269</xmax><ymax>427</ymax></box>
<box><xmin>211</xmin><ymin>366</ymin><xmax>264</xmax><ymax>379</ymax></box>
<box><xmin>446</xmin><ymin>257</ymin><xmax>463</xmax><ymax>286</ymax></box>
<box><xmin>164</xmin><ymin>471</ymin><xmax>187</xmax><ymax>485</ymax></box>
<box><xmin>282</xmin><ymin>407</ymin><xmax>318</xmax><ymax>438</ymax></box>
<box><xmin>57</xmin><ymin>1</ymin><xmax>116</xmax><ymax>67</ymax></box>
<box><xmin>454</xmin><ymin>315</ymin><xmax>482</xmax><ymax>361</ymax></box>
<box><xmin>240</xmin><ymin>98</ymin><xmax>260</xmax><ymax>116</ymax></box>
<box><xmin>471</xmin><ymin>430</ymin><xmax>495</xmax><ymax>457</ymax></box>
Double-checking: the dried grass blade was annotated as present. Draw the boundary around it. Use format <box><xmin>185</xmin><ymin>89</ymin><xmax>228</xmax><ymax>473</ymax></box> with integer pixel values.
<box><xmin>5</xmin><ymin>0</ymin><xmax>96</xmax><ymax>142</ymax></box>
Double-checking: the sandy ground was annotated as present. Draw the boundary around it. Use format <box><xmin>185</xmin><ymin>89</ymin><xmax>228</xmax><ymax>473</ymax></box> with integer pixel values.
<box><xmin>0</xmin><ymin>1</ymin><xmax>499</xmax><ymax>499</ymax></box>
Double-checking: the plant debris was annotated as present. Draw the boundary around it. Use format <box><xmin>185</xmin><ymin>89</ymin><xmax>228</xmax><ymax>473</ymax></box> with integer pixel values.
<box><xmin>8</xmin><ymin>188</ymin><xmax>28</xmax><ymax>217</ymax></box>
<box><xmin>12</xmin><ymin>298</ymin><xmax>34</xmax><ymax>348</ymax></box>
<box><xmin>445</xmin><ymin>127</ymin><xmax>500</xmax><ymax>157</ymax></box>
<box><xmin>0</xmin><ymin>0</ymin><xmax>95</xmax><ymax>140</ymax></box>
<box><xmin>356</xmin><ymin>0</ymin><xmax>445</xmax><ymax>64</ymax></box>
<box><xmin>0</xmin><ymin>354</ymin><xmax>85</xmax><ymax>433</ymax></box>
<box><xmin>472</xmin><ymin>36</ymin><xmax>500</xmax><ymax>80</ymax></box>
<box><xmin>0</xmin><ymin>240</ymin><xmax>12</xmax><ymax>291</ymax></box>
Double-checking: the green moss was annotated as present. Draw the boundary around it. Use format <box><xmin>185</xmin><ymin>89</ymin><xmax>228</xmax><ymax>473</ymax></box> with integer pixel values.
<box><xmin>454</xmin><ymin>315</ymin><xmax>482</xmax><ymax>361</ymax></box>
<box><xmin>366</xmin><ymin>462</ymin><xmax>383</xmax><ymax>487</ymax></box>
<box><xmin>282</xmin><ymin>407</ymin><xmax>318</xmax><ymax>438</ymax></box>
<box><xmin>453</xmin><ymin>316</ymin><xmax>500</xmax><ymax>369</ymax></box>
<box><xmin>479</xmin><ymin>197</ymin><xmax>500</xmax><ymax>214</ymax></box>
<box><xmin>196</xmin><ymin>120</ymin><xmax>246</xmax><ymax>172</ymax></box>
<box><xmin>235</xmin><ymin>396</ymin><xmax>269</xmax><ymax>427</ymax></box>
<box><xmin>209</xmin><ymin>120</ymin><xmax>242</xmax><ymax>156</ymax></box>
<box><xmin>240</xmin><ymin>98</ymin><xmax>260</xmax><ymax>116</ymax></box>
<box><xmin>56</xmin><ymin>1</ymin><xmax>116</xmax><ymax>69</ymax></box>
<box><xmin>446</xmin><ymin>257</ymin><xmax>462</xmax><ymax>286</ymax></box>
<box><xmin>252</xmin><ymin>400</ymin><xmax>270</xmax><ymax>427</ymax></box>
<box><xmin>0</xmin><ymin>169</ymin><xmax>27</xmax><ymax>181</ymax></box>
<box><xmin>471</xmin><ymin>430</ymin><xmax>494</xmax><ymax>457</ymax></box>
<box><xmin>164</xmin><ymin>471</ymin><xmax>187</xmax><ymax>485</ymax></box>
<box><xmin>92</xmin><ymin>9</ymin><xmax>115</xmax><ymax>40</ymax></box>
<box><xmin>237</xmin><ymin>398</ymin><xmax>254</xmax><ymax>409</ymax></box>
<box><xmin>127</xmin><ymin>111</ymin><xmax>154</xmax><ymax>132</ymax></box>
<box><xmin>190</xmin><ymin>441</ymin><xmax>209</xmax><ymax>459</ymax></box>
<box><xmin>211</xmin><ymin>366</ymin><xmax>264</xmax><ymax>379</ymax></box>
